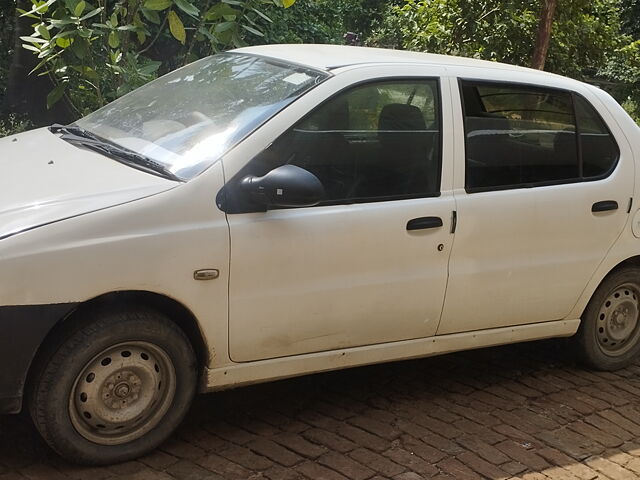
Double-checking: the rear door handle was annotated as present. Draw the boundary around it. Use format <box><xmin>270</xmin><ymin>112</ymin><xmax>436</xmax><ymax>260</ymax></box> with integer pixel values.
<box><xmin>407</xmin><ymin>216</ymin><xmax>443</xmax><ymax>231</ymax></box>
<box><xmin>592</xmin><ymin>200</ymin><xmax>618</xmax><ymax>213</ymax></box>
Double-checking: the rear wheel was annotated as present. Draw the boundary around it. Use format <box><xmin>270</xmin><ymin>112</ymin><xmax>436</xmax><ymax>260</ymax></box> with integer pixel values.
<box><xmin>576</xmin><ymin>267</ymin><xmax>640</xmax><ymax>370</ymax></box>
<box><xmin>29</xmin><ymin>308</ymin><xmax>197</xmax><ymax>465</ymax></box>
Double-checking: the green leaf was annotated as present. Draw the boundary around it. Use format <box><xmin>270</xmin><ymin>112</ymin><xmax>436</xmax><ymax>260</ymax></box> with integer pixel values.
<box><xmin>241</xmin><ymin>24</ymin><xmax>263</xmax><ymax>36</ymax></box>
<box><xmin>108</xmin><ymin>30</ymin><xmax>120</xmax><ymax>48</ymax></box>
<box><xmin>17</xmin><ymin>8</ymin><xmax>39</xmax><ymax>19</ymax></box>
<box><xmin>167</xmin><ymin>10</ymin><xmax>186</xmax><ymax>44</ymax></box>
<box><xmin>22</xmin><ymin>43</ymin><xmax>42</xmax><ymax>52</ymax></box>
<box><xmin>80</xmin><ymin>7</ymin><xmax>103</xmax><ymax>21</ymax></box>
<box><xmin>251</xmin><ymin>8</ymin><xmax>272</xmax><ymax>23</ymax></box>
<box><xmin>144</xmin><ymin>0</ymin><xmax>172</xmax><ymax>11</ymax></box>
<box><xmin>47</xmin><ymin>83</ymin><xmax>67</xmax><ymax>109</ymax></box>
<box><xmin>282</xmin><ymin>0</ymin><xmax>295</xmax><ymax>7</ymax></box>
<box><xmin>174</xmin><ymin>0</ymin><xmax>198</xmax><ymax>17</ymax></box>
<box><xmin>20</xmin><ymin>35</ymin><xmax>48</xmax><ymax>44</ymax></box>
<box><xmin>55</xmin><ymin>36</ymin><xmax>74</xmax><ymax>48</ymax></box>
<box><xmin>110</xmin><ymin>12</ymin><xmax>118</xmax><ymax>27</ymax></box>
<box><xmin>138</xmin><ymin>61</ymin><xmax>161</xmax><ymax>74</ymax></box>
<box><xmin>214</xmin><ymin>21</ymin><xmax>235</xmax><ymax>33</ymax></box>
<box><xmin>74</xmin><ymin>0</ymin><xmax>85</xmax><ymax>16</ymax></box>
<box><xmin>36</xmin><ymin>24</ymin><xmax>50</xmax><ymax>39</ymax></box>
<box><xmin>140</xmin><ymin>7</ymin><xmax>161</xmax><ymax>23</ymax></box>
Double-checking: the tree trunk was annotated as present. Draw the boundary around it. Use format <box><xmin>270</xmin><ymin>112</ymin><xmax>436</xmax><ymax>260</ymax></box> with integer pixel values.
<box><xmin>4</xmin><ymin>0</ymin><xmax>74</xmax><ymax>125</ymax></box>
<box><xmin>531</xmin><ymin>0</ymin><xmax>557</xmax><ymax>70</ymax></box>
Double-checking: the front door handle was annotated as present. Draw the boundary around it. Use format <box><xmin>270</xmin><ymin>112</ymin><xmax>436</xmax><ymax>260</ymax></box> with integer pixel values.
<box><xmin>407</xmin><ymin>216</ymin><xmax>443</xmax><ymax>231</ymax></box>
<box><xmin>592</xmin><ymin>200</ymin><xmax>618</xmax><ymax>213</ymax></box>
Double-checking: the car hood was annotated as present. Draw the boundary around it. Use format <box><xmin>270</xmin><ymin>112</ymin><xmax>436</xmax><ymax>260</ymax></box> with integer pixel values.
<box><xmin>0</xmin><ymin>128</ymin><xmax>179</xmax><ymax>240</ymax></box>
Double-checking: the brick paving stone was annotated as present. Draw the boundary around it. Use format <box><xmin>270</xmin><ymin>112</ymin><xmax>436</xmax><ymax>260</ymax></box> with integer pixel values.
<box><xmin>317</xmin><ymin>452</ymin><xmax>375</xmax><ymax>480</ymax></box>
<box><xmin>400</xmin><ymin>435</ymin><xmax>447</xmax><ymax>463</ymax></box>
<box><xmin>19</xmin><ymin>464</ymin><xmax>67</xmax><ymax>480</ymax></box>
<box><xmin>195</xmin><ymin>453</ymin><xmax>255</xmax><ymax>480</ymax></box>
<box><xmin>263</xmin><ymin>465</ymin><xmax>307</xmax><ymax>480</ymax></box>
<box><xmin>585</xmin><ymin>456</ymin><xmax>637</xmax><ymax>480</ymax></box>
<box><xmin>349</xmin><ymin>448</ymin><xmax>406</xmax><ymax>477</ymax></box>
<box><xmin>139</xmin><ymin>451</ymin><xmax>179</xmax><ymax>470</ymax></box>
<box><xmin>456</xmin><ymin>451</ymin><xmax>511</xmax><ymax>479</ymax></box>
<box><xmin>457</xmin><ymin>436</ymin><xmax>510</xmax><ymax>465</ymax></box>
<box><xmin>301</xmin><ymin>429</ymin><xmax>358</xmax><ymax>454</ymax></box>
<box><xmin>495</xmin><ymin>441</ymin><xmax>551</xmax><ymax>471</ymax></box>
<box><xmin>272</xmin><ymin>432</ymin><xmax>327</xmax><ymax>459</ymax></box>
<box><xmin>247</xmin><ymin>438</ymin><xmax>304</xmax><ymax>467</ymax></box>
<box><xmin>296</xmin><ymin>461</ymin><xmax>349</xmax><ymax>480</ymax></box>
<box><xmin>216</xmin><ymin>445</ymin><xmax>273</xmax><ymax>471</ymax></box>
<box><xmin>347</xmin><ymin>415</ymin><xmax>401</xmax><ymax>440</ymax></box>
<box><xmin>165</xmin><ymin>459</ymin><xmax>224</xmax><ymax>480</ymax></box>
<box><xmin>535</xmin><ymin>427</ymin><xmax>605</xmax><ymax>459</ymax></box>
<box><xmin>536</xmin><ymin>447</ymin><xmax>600</xmax><ymax>480</ymax></box>
<box><xmin>583</xmin><ymin>414</ymin><xmax>635</xmax><ymax>442</ymax></box>
<box><xmin>436</xmin><ymin>457</ymin><xmax>482</xmax><ymax>480</ymax></box>
<box><xmin>499</xmin><ymin>461</ymin><xmax>528</xmax><ymax>476</ymax></box>
<box><xmin>453</xmin><ymin>419</ymin><xmax>506</xmax><ymax>444</ymax></box>
<box><xmin>566</xmin><ymin>420</ymin><xmax>624</xmax><ymax>448</ymax></box>
<box><xmin>383</xmin><ymin>448</ymin><xmax>439</xmax><ymax>477</ymax></box>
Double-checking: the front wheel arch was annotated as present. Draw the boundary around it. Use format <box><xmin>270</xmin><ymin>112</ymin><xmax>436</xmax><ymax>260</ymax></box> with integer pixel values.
<box><xmin>25</xmin><ymin>291</ymin><xmax>209</xmax><ymax>408</ymax></box>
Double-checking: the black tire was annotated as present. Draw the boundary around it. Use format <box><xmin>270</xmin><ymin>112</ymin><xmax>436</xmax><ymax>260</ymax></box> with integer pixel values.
<box><xmin>28</xmin><ymin>307</ymin><xmax>197</xmax><ymax>465</ymax></box>
<box><xmin>576</xmin><ymin>266</ymin><xmax>640</xmax><ymax>371</ymax></box>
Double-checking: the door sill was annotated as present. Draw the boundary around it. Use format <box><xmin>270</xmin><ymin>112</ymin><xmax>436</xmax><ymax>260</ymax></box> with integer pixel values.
<box><xmin>203</xmin><ymin>319</ymin><xmax>580</xmax><ymax>392</ymax></box>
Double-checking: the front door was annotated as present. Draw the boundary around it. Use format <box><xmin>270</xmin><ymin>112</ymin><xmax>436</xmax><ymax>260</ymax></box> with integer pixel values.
<box><xmin>438</xmin><ymin>78</ymin><xmax>633</xmax><ymax>335</ymax></box>
<box><xmin>226</xmin><ymin>77</ymin><xmax>455</xmax><ymax>362</ymax></box>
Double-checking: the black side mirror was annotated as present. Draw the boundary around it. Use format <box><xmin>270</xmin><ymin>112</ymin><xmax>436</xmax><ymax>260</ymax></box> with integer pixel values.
<box><xmin>240</xmin><ymin>165</ymin><xmax>325</xmax><ymax>208</ymax></box>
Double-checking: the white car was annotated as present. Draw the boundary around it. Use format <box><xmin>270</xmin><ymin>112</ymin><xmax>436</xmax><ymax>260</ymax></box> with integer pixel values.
<box><xmin>1</xmin><ymin>44</ymin><xmax>639</xmax><ymax>464</ymax></box>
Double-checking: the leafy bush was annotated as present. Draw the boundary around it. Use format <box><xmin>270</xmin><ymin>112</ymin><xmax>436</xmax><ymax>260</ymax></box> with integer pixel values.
<box><xmin>0</xmin><ymin>113</ymin><xmax>33</xmax><ymax>137</ymax></box>
<box><xmin>19</xmin><ymin>0</ymin><xmax>296</xmax><ymax>116</ymax></box>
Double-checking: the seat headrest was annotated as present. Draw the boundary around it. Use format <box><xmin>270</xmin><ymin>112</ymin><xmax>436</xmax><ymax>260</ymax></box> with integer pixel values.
<box><xmin>378</xmin><ymin>104</ymin><xmax>426</xmax><ymax>131</ymax></box>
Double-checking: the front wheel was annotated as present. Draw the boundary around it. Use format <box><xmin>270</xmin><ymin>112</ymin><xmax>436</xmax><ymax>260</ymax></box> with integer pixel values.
<box><xmin>29</xmin><ymin>308</ymin><xmax>197</xmax><ymax>465</ymax></box>
<box><xmin>576</xmin><ymin>267</ymin><xmax>640</xmax><ymax>371</ymax></box>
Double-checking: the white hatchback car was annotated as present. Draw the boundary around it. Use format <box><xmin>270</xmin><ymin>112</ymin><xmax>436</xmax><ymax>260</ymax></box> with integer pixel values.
<box><xmin>2</xmin><ymin>44</ymin><xmax>640</xmax><ymax>464</ymax></box>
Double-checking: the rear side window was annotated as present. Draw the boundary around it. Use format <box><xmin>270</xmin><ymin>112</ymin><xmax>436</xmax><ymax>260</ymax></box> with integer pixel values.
<box><xmin>574</xmin><ymin>95</ymin><xmax>619</xmax><ymax>177</ymax></box>
<box><xmin>461</xmin><ymin>80</ymin><xmax>619</xmax><ymax>192</ymax></box>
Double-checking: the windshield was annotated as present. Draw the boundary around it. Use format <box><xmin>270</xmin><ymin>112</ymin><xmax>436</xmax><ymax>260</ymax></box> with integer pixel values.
<box><xmin>76</xmin><ymin>53</ymin><xmax>329</xmax><ymax>180</ymax></box>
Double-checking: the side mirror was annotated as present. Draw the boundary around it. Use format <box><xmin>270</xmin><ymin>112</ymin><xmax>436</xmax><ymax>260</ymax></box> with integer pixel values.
<box><xmin>240</xmin><ymin>164</ymin><xmax>325</xmax><ymax>208</ymax></box>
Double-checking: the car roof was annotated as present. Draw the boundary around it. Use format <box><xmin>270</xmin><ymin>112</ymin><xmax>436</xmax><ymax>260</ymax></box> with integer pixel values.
<box><xmin>232</xmin><ymin>44</ymin><xmax>572</xmax><ymax>82</ymax></box>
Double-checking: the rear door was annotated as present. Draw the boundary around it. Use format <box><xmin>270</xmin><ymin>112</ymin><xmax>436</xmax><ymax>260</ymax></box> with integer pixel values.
<box><xmin>438</xmin><ymin>76</ymin><xmax>633</xmax><ymax>335</ymax></box>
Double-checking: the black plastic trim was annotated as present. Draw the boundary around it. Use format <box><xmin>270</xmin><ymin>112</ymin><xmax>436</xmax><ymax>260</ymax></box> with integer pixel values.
<box><xmin>592</xmin><ymin>200</ymin><xmax>618</xmax><ymax>212</ymax></box>
<box><xmin>406</xmin><ymin>216</ymin><xmax>443</xmax><ymax>231</ymax></box>
<box><xmin>0</xmin><ymin>303</ymin><xmax>77</xmax><ymax>414</ymax></box>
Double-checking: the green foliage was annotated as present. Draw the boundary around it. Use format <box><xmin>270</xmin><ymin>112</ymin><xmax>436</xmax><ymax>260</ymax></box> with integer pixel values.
<box><xmin>371</xmin><ymin>0</ymin><xmax>625</xmax><ymax>79</ymax></box>
<box><xmin>0</xmin><ymin>113</ymin><xmax>33</xmax><ymax>137</ymax></box>
<box><xmin>0</xmin><ymin>1</ymin><xmax>15</xmax><ymax>107</ymax></box>
<box><xmin>19</xmin><ymin>0</ymin><xmax>296</xmax><ymax>115</ymax></box>
<box><xmin>256</xmin><ymin>0</ymin><xmax>393</xmax><ymax>45</ymax></box>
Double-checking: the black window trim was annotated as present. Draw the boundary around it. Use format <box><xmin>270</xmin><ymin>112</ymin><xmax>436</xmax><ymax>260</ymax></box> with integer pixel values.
<box><xmin>220</xmin><ymin>76</ymin><xmax>445</xmax><ymax>214</ymax></box>
<box><xmin>458</xmin><ymin>78</ymin><xmax>620</xmax><ymax>194</ymax></box>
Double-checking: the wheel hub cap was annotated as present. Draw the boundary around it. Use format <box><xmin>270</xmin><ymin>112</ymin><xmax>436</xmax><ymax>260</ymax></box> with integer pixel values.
<box><xmin>597</xmin><ymin>285</ymin><xmax>640</xmax><ymax>356</ymax></box>
<box><xmin>69</xmin><ymin>342</ymin><xmax>176</xmax><ymax>446</ymax></box>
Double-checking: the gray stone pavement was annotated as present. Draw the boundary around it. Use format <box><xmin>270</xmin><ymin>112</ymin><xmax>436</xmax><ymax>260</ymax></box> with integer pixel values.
<box><xmin>2</xmin><ymin>339</ymin><xmax>640</xmax><ymax>479</ymax></box>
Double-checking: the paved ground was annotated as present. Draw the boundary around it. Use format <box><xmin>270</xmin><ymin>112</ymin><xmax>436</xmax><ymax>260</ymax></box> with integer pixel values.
<box><xmin>2</xmin><ymin>339</ymin><xmax>640</xmax><ymax>480</ymax></box>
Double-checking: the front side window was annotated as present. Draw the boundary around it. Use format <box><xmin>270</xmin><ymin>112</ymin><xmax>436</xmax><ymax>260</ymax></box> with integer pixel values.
<box><xmin>242</xmin><ymin>79</ymin><xmax>441</xmax><ymax>205</ymax></box>
<box><xmin>461</xmin><ymin>80</ymin><xmax>619</xmax><ymax>192</ymax></box>
<box><xmin>76</xmin><ymin>53</ymin><xmax>328</xmax><ymax>180</ymax></box>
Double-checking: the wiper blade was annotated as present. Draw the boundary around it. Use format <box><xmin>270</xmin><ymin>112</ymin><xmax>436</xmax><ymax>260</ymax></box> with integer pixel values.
<box><xmin>50</xmin><ymin>123</ymin><xmax>101</xmax><ymax>141</ymax></box>
<box><xmin>52</xmin><ymin>125</ymin><xmax>181</xmax><ymax>182</ymax></box>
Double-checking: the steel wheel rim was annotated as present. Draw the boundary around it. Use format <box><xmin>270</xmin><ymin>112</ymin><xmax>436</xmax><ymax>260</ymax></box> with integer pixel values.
<box><xmin>596</xmin><ymin>283</ymin><xmax>640</xmax><ymax>357</ymax></box>
<box><xmin>69</xmin><ymin>341</ymin><xmax>176</xmax><ymax>445</ymax></box>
